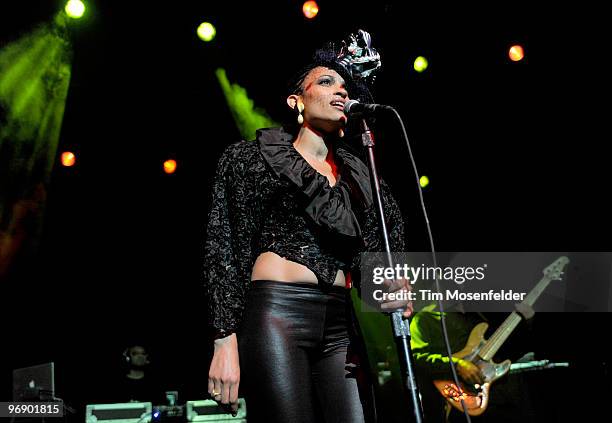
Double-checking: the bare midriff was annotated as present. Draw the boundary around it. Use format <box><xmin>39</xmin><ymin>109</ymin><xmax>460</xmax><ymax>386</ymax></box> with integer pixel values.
<box><xmin>251</xmin><ymin>251</ymin><xmax>346</xmax><ymax>287</ymax></box>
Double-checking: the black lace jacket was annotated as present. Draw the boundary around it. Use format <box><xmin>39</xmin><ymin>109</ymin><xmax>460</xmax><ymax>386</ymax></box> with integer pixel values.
<box><xmin>203</xmin><ymin>127</ymin><xmax>405</xmax><ymax>333</ymax></box>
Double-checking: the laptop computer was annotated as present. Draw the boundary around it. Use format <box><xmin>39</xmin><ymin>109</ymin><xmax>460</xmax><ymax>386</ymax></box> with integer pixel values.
<box><xmin>13</xmin><ymin>362</ymin><xmax>55</xmax><ymax>401</ymax></box>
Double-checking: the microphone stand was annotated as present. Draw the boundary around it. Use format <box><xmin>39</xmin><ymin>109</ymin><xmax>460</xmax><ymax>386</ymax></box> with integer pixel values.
<box><xmin>359</xmin><ymin>118</ymin><xmax>424</xmax><ymax>423</ymax></box>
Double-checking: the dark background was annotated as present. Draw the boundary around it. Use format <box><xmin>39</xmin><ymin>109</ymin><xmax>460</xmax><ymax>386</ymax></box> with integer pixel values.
<box><xmin>1</xmin><ymin>1</ymin><xmax>609</xmax><ymax>422</ymax></box>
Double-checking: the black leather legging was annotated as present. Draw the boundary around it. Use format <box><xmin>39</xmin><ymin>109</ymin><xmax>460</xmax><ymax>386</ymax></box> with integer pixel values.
<box><xmin>238</xmin><ymin>280</ymin><xmax>374</xmax><ymax>423</ymax></box>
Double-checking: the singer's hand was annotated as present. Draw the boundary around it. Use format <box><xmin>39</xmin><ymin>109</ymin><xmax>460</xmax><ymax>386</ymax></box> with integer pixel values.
<box><xmin>208</xmin><ymin>334</ymin><xmax>240</xmax><ymax>416</ymax></box>
<box><xmin>380</xmin><ymin>277</ymin><xmax>413</xmax><ymax>318</ymax></box>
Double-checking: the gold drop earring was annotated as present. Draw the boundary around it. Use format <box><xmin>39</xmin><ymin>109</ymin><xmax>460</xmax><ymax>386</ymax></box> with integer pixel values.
<box><xmin>297</xmin><ymin>102</ymin><xmax>304</xmax><ymax>125</ymax></box>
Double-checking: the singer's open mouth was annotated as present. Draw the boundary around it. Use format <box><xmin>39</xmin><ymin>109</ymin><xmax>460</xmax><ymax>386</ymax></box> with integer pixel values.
<box><xmin>330</xmin><ymin>101</ymin><xmax>345</xmax><ymax>111</ymax></box>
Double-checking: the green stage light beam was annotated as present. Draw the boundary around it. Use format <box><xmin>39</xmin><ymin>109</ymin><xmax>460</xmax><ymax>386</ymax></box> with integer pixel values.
<box><xmin>0</xmin><ymin>12</ymin><xmax>73</xmax><ymax>277</ymax></box>
<box><xmin>215</xmin><ymin>68</ymin><xmax>278</xmax><ymax>141</ymax></box>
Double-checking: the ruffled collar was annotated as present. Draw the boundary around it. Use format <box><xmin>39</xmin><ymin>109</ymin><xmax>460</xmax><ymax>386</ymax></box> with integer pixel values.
<box><xmin>257</xmin><ymin>127</ymin><xmax>372</xmax><ymax>238</ymax></box>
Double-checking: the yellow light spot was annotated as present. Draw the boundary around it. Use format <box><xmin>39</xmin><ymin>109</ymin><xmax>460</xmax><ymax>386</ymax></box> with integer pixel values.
<box><xmin>509</xmin><ymin>45</ymin><xmax>525</xmax><ymax>62</ymax></box>
<box><xmin>419</xmin><ymin>175</ymin><xmax>430</xmax><ymax>188</ymax></box>
<box><xmin>414</xmin><ymin>56</ymin><xmax>429</xmax><ymax>73</ymax></box>
<box><xmin>197</xmin><ymin>22</ymin><xmax>216</xmax><ymax>42</ymax></box>
<box><xmin>65</xmin><ymin>0</ymin><xmax>85</xmax><ymax>19</ymax></box>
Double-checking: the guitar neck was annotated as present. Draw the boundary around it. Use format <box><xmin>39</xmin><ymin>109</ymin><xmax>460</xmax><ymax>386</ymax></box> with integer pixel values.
<box><xmin>479</xmin><ymin>275</ymin><xmax>553</xmax><ymax>360</ymax></box>
<box><xmin>479</xmin><ymin>312</ymin><xmax>521</xmax><ymax>360</ymax></box>
<box><xmin>523</xmin><ymin>275</ymin><xmax>553</xmax><ymax>308</ymax></box>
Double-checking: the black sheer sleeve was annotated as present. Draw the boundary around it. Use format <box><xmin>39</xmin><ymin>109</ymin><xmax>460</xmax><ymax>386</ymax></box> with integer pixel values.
<box><xmin>360</xmin><ymin>178</ymin><xmax>406</xmax><ymax>252</ymax></box>
<box><xmin>203</xmin><ymin>143</ymin><xmax>256</xmax><ymax>334</ymax></box>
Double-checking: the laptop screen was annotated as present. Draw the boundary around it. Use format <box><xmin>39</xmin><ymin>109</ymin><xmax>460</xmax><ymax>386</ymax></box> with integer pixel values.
<box><xmin>12</xmin><ymin>362</ymin><xmax>55</xmax><ymax>401</ymax></box>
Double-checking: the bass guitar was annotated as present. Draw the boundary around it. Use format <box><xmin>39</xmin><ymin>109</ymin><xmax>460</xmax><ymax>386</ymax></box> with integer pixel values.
<box><xmin>432</xmin><ymin>256</ymin><xmax>569</xmax><ymax>416</ymax></box>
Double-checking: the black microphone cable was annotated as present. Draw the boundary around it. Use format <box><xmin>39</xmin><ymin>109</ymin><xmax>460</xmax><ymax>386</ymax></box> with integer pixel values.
<box><xmin>383</xmin><ymin>105</ymin><xmax>473</xmax><ymax>423</ymax></box>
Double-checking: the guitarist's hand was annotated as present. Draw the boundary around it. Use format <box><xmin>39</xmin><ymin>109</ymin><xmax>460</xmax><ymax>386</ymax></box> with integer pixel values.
<box><xmin>457</xmin><ymin>359</ymin><xmax>484</xmax><ymax>385</ymax></box>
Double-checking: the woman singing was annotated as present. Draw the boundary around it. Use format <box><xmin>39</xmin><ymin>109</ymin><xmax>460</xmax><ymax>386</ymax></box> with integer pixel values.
<box><xmin>204</xmin><ymin>30</ymin><xmax>411</xmax><ymax>422</ymax></box>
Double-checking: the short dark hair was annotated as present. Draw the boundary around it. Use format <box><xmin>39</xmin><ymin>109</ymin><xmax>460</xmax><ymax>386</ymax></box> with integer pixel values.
<box><xmin>283</xmin><ymin>42</ymin><xmax>376</xmax><ymax>138</ymax></box>
<box><xmin>287</xmin><ymin>43</ymin><xmax>374</xmax><ymax>104</ymax></box>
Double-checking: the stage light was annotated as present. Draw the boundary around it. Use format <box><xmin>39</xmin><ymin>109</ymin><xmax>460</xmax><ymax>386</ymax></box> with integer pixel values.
<box><xmin>509</xmin><ymin>45</ymin><xmax>525</xmax><ymax>62</ymax></box>
<box><xmin>302</xmin><ymin>1</ymin><xmax>319</xmax><ymax>19</ymax></box>
<box><xmin>419</xmin><ymin>175</ymin><xmax>430</xmax><ymax>188</ymax></box>
<box><xmin>1</xmin><ymin>11</ymin><xmax>73</xmax><ymax>204</ymax></box>
<box><xmin>163</xmin><ymin>159</ymin><xmax>177</xmax><ymax>174</ymax></box>
<box><xmin>413</xmin><ymin>56</ymin><xmax>428</xmax><ymax>73</ymax></box>
<box><xmin>215</xmin><ymin>68</ymin><xmax>278</xmax><ymax>140</ymax></box>
<box><xmin>65</xmin><ymin>0</ymin><xmax>85</xmax><ymax>19</ymax></box>
<box><xmin>61</xmin><ymin>152</ymin><xmax>76</xmax><ymax>167</ymax></box>
<box><xmin>197</xmin><ymin>22</ymin><xmax>216</xmax><ymax>42</ymax></box>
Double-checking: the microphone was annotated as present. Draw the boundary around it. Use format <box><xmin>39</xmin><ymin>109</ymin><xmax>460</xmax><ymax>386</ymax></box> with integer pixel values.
<box><xmin>343</xmin><ymin>99</ymin><xmax>393</xmax><ymax>116</ymax></box>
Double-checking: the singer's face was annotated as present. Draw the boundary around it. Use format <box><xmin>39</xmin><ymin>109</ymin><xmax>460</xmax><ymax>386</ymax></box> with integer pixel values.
<box><xmin>298</xmin><ymin>67</ymin><xmax>350</xmax><ymax>133</ymax></box>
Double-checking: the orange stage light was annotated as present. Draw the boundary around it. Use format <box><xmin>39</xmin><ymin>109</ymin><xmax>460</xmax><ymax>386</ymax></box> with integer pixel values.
<box><xmin>61</xmin><ymin>151</ymin><xmax>76</xmax><ymax>167</ymax></box>
<box><xmin>163</xmin><ymin>159</ymin><xmax>177</xmax><ymax>174</ymax></box>
<box><xmin>302</xmin><ymin>1</ymin><xmax>319</xmax><ymax>19</ymax></box>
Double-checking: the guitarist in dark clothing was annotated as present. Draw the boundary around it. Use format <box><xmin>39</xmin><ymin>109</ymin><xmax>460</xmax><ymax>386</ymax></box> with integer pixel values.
<box><xmin>410</xmin><ymin>304</ymin><xmax>536</xmax><ymax>422</ymax></box>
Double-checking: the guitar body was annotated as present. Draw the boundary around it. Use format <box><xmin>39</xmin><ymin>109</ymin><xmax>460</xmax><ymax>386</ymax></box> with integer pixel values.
<box><xmin>433</xmin><ymin>323</ymin><xmax>512</xmax><ymax>416</ymax></box>
<box><xmin>430</xmin><ymin>256</ymin><xmax>569</xmax><ymax>417</ymax></box>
